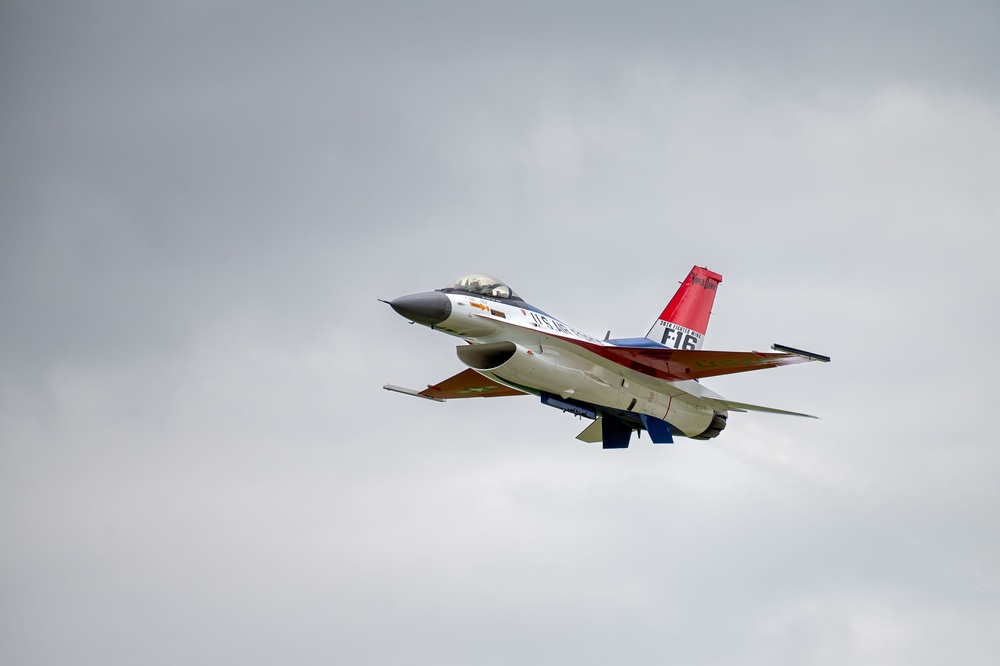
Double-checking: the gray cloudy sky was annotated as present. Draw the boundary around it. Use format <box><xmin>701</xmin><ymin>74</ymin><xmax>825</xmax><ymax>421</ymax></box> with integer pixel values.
<box><xmin>2</xmin><ymin>1</ymin><xmax>999</xmax><ymax>664</ymax></box>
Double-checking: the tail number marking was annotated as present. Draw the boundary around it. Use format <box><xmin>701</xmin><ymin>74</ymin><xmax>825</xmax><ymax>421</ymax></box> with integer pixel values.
<box><xmin>658</xmin><ymin>322</ymin><xmax>700</xmax><ymax>349</ymax></box>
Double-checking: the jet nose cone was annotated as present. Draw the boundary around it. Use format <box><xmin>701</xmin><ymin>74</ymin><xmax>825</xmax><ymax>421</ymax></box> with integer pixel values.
<box><xmin>390</xmin><ymin>292</ymin><xmax>452</xmax><ymax>327</ymax></box>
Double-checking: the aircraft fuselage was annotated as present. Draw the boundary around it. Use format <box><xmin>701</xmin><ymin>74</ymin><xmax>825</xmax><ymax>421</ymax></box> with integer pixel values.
<box><xmin>390</xmin><ymin>289</ymin><xmax>721</xmax><ymax>438</ymax></box>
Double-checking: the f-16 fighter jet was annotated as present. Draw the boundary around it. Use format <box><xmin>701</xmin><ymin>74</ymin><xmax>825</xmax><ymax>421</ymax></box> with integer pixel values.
<box><xmin>384</xmin><ymin>267</ymin><xmax>829</xmax><ymax>448</ymax></box>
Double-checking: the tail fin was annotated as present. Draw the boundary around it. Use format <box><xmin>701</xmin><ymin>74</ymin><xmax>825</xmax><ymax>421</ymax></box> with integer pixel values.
<box><xmin>645</xmin><ymin>266</ymin><xmax>722</xmax><ymax>350</ymax></box>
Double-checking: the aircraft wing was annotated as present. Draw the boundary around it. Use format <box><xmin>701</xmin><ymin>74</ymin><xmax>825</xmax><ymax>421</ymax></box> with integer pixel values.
<box><xmin>591</xmin><ymin>343</ymin><xmax>830</xmax><ymax>382</ymax></box>
<box><xmin>694</xmin><ymin>397</ymin><xmax>819</xmax><ymax>418</ymax></box>
<box><xmin>384</xmin><ymin>368</ymin><xmax>528</xmax><ymax>401</ymax></box>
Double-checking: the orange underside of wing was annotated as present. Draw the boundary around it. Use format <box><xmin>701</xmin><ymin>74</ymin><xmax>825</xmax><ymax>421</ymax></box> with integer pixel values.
<box><xmin>419</xmin><ymin>368</ymin><xmax>528</xmax><ymax>400</ymax></box>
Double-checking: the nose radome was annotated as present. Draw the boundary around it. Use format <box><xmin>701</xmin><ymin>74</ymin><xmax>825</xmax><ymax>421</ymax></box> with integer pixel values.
<box><xmin>389</xmin><ymin>292</ymin><xmax>452</xmax><ymax>326</ymax></box>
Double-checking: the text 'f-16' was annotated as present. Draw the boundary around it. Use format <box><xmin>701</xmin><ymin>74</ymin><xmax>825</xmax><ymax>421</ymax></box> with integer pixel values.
<box><xmin>383</xmin><ymin>267</ymin><xmax>829</xmax><ymax>449</ymax></box>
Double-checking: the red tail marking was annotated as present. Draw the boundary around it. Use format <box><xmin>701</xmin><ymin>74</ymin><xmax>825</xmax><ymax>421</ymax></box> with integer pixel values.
<box><xmin>657</xmin><ymin>266</ymin><xmax>723</xmax><ymax>335</ymax></box>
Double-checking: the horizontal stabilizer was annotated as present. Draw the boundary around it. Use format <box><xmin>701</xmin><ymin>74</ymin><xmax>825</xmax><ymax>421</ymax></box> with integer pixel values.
<box><xmin>715</xmin><ymin>399</ymin><xmax>818</xmax><ymax>419</ymax></box>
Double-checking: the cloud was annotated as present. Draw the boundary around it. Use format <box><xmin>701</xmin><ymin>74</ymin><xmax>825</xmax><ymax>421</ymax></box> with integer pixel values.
<box><xmin>2</xmin><ymin>1</ymin><xmax>999</xmax><ymax>664</ymax></box>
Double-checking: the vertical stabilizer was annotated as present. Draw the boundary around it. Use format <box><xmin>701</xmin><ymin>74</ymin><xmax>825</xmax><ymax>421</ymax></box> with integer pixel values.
<box><xmin>645</xmin><ymin>266</ymin><xmax>722</xmax><ymax>350</ymax></box>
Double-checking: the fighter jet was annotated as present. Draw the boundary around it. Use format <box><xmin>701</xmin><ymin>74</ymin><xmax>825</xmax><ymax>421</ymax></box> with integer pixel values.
<box><xmin>384</xmin><ymin>267</ymin><xmax>829</xmax><ymax>448</ymax></box>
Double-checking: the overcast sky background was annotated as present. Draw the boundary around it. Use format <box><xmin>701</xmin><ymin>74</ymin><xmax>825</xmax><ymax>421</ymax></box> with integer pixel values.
<box><xmin>2</xmin><ymin>2</ymin><xmax>999</xmax><ymax>664</ymax></box>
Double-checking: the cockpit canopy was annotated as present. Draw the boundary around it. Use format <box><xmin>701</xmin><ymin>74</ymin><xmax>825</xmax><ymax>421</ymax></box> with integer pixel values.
<box><xmin>444</xmin><ymin>273</ymin><xmax>521</xmax><ymax>300</ymax></box>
